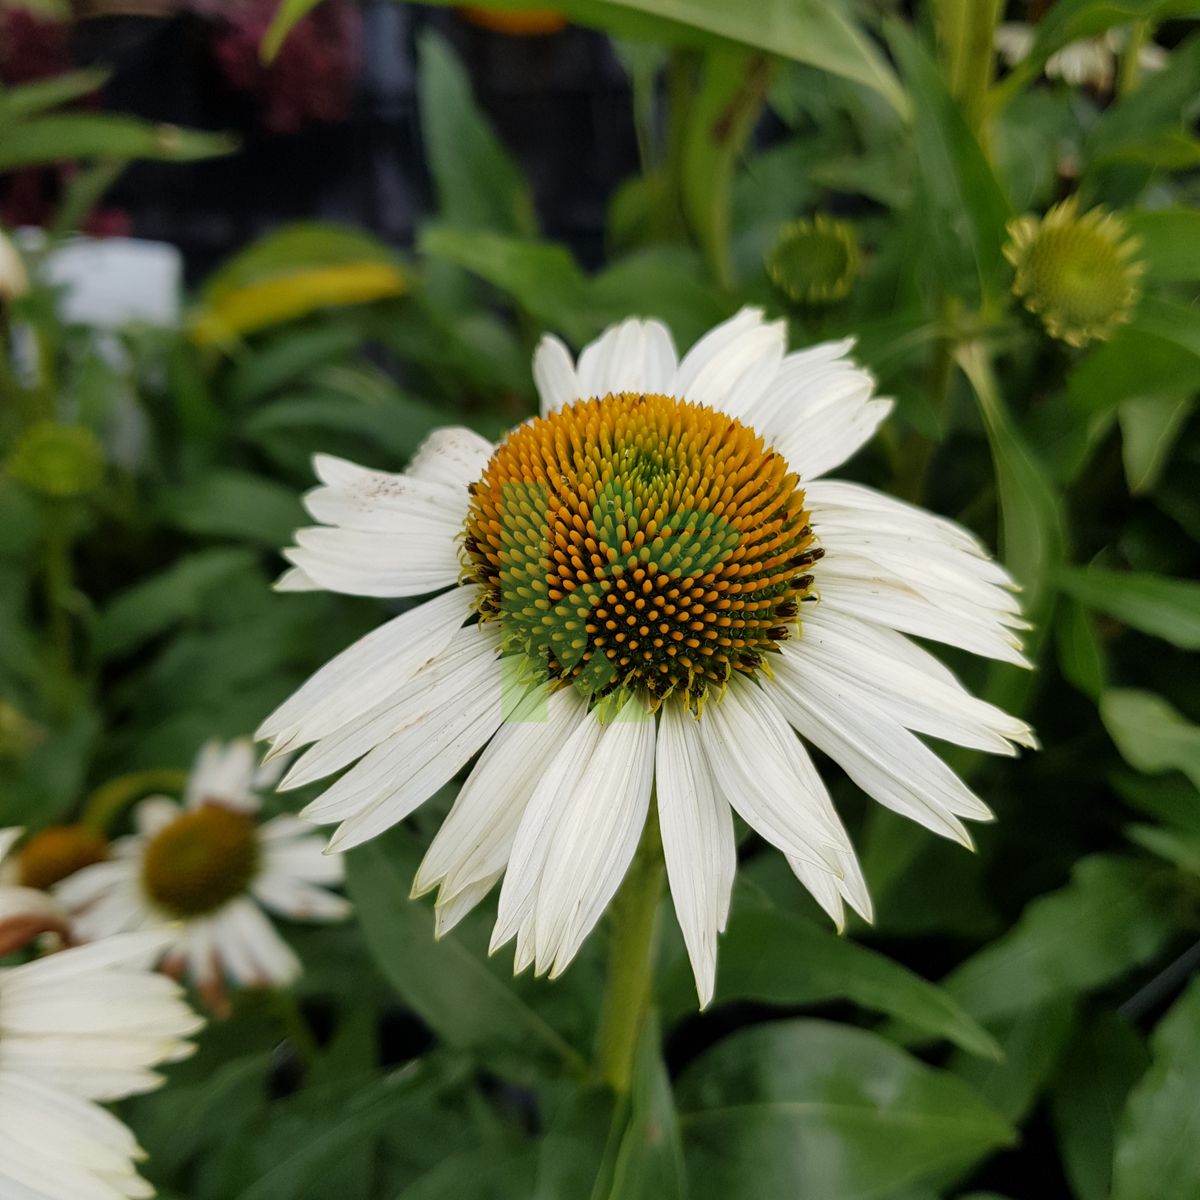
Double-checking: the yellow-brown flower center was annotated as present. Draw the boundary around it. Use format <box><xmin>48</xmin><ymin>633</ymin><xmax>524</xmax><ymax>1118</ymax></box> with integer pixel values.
<box><xmin>464</xmin><ymin>392</ymin><xmax>820</xmax><ymax>710</ymax></box>
<box><xmin>142</xmin><ymin>804</ymin><xmax>260</xmax><ymax>918</ymax></box>
<box><xmin>18</xmin><ymin>825</ymin><xmax>108</xmax><ymax>891</ymax></box>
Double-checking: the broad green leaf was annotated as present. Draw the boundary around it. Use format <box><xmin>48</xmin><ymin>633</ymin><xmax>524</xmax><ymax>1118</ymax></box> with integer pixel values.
<box><xmin>416</xmin><ymin>30</ymin><xmax>536</xmax><ymax>236</ymax></box>
<box><xmin>949</xmin><ymin>998</ymin><xmax>1076</xmax><ymax>1124</ymax></box>
<box><xmin>1055</xmin><ymin>598</ymin><xmax>1107</xmax><ymax>698</ymax></box>
<box><xmin>393</xmin><ymin>1147</ymin><xmax>535</xmax><ymax>1200</ymax></box>
<box><xmin>533</xmin><ymin>1087</ymin><xmax>620</xmax><ymax>1200</ymax></box>
<box><xmin>676</xmin><ymin>1020</ymin><xmax>1014</xmax><ymax>1200</ymax></box>
<box><xmin>1101</xmin><ymin>689</ymin><xmax>1200</xmax><ymax>791</ymax></box>
<box><xmin>943</xmin><ymin>856</ymin><xmax>1175</xmax><ymax>1023</ymax></box>
<box><xmin>603</xmin><ymin>1018</ymin><xmax>687</xmax><ymax>1200</ymax></box>
<box><xmin>663</xmin><ymin>903</ymin><xmax>1000</xmax><ymax>1059</ymax></box>
<box><xmin>1119</xmin><ymin>392</ymin><xmax>1195</xmax><ymax>494</ymax></box>
<box><xmin>156</xmin><ymin>472</ymin><xmax>305</xmax><ymax>547</ymax></box>
<box><xmin>1124</xmin><ymin>209</ymin><xmax>1200</xmax><ymax>282</ymax></box>
<box><xmin>1112</xmin><ymin>977</ymin><xmax>1200</xmax><ymax>1200</ymax></box>
<box><xmin>889</xmin><ymin>23</ymin><xmax>1012</xmax><ymax>304</ymax></box>
<box><xmin>1051</xmin><ymin>1010</ymin><xmax>1149</xmax><ymax>1200</ymax></box>
<box><xmin>958</xmin><ymin>342</ymin><xmax>1063</xmax><ymax>625</ymax></box>
<box><xmin>1113</xmin><ymin>771</ymin><xmax>1200</xmax><ymax>836</ymax></box>
<box><xmin>402</xmin><ymin>0</ymin><xmax>906</xmax><ymax>116</ymax></box>
<box><xmin>0</xmin><ymin>114</ymin><xmax>236</xmax><ymax>171</ymax></box>
<box><xmin>226</xmin><ymin>325</ymin><xmax>364</xmax><ymax>405</ymax></box>
<box><xmin>93</xmin><ymin>548</ymin><xmax>260</xmax><ymax>659</ymax></box>
<box><xmin>1058</xmin><ymin>566</ymin><xmax>1200</xmax><ymax>650</ymax></box>
<box><xmin>0</xmin><ymin>69</ymin><xmax>110</xmax><ymax>124</ymax></box>
<box><xmin>1068</xmin><ymin>327</ymin><xmax>1200</xmax><ymax>424</ymax></box>
<box><xmin>346</xmin><ymin>831</ymin><xmax>585</xmax><ymax>1080</ymax></box>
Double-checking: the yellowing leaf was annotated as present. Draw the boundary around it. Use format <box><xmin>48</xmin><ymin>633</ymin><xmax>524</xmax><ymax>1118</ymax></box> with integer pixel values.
<box><xmin>191</xmin><ymin>262</ymin><xmax>406</xmax><ymax>346</ymax></box>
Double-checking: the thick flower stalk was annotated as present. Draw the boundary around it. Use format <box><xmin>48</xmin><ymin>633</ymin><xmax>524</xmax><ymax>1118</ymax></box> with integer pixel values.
<box><xmin>261</xmin><ymin>309</ymin><xmax>1036</xmax><ymax>1014</ymax></box>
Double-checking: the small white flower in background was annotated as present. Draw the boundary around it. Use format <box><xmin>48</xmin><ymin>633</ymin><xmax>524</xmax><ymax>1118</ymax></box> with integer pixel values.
<box><xmin>0</xmin><ymin>829</ymin><xmax>202</xmax><ymax>1200</ymax></box>
<box><xmin>262</xmin><ymin>308</ymin><xmax>1037</xmax><ymax>1008</ymax></box>
<box><xmin>995</xmin><ymin>21</ymin><xmax>1167</xmax><ymax>92</ymax></box>
<box><xmin>0</xmin><ymin>228</ymin><xmax>29</xmax><ymax>303</ymax></box>
<box><xmin>57</xmin><ymin>739</ymin><xmax>351</xmax><ymax>1008</ymax></box>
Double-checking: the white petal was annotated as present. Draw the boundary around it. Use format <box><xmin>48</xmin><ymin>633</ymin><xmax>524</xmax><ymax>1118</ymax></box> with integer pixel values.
<box><xmin>670</xmin><ymin>307</ymin><xmax>786</xmax><ymax>413</ymax></box>
<box><xmin>405</xmin><ymin>426</ymin><xmax>493</xmax><ymax>489</ymax></box>
<box><xmin>256</xmin><ymin>585</ymin><xmax>476</xmax><ymax>749</ymax></box>
<box><xmin>433</xmin><ymin>871</ymin><xmax>503</xmax><ymax>938</ymax></box>
<box><xmin>533</xmin><ymin>333</ymin><xmax>581</xmax><ymax>416</ymax></box>
<box><xmin>697</xmin><ymin>676</ymin><xmax>849</xmax><ymax>872</ymax></box>
<box><xmin>414</xmin><ymin>685</ymin><xmax>588</xmax><ymax>900</ymax></box>
<box><xmin>656</xmin><ymin>702</ymin><xmax>735</xmax><ymax>1008</ymax></box>
<box><xmin>274</xmin><ymin>565</ymin><xmax>319</xmax><ymax>592</ymax></box>
<box><xmin>532</xmin><ymin>695</ymin><xmax>655</xmax><ymax>977</ymax></box>
<box><xmin>771</xmin><ymin>660</ymin><xmax>991</xmax><ymax>846</ymax></box>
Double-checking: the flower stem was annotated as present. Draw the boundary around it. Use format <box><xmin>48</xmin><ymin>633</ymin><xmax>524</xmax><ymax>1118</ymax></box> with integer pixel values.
<box><xmin>935</xmin><ymin>0</ymin><xmax>1003</xmax><ymax>144</ymax></box>
<box><xmin>594</xmin><ymin>818</ymin><xmax>664</xmax><ymax>1095</ymax></box>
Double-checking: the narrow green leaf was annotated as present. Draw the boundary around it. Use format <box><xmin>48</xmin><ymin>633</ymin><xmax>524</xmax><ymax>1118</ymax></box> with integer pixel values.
<box><xmin>155</xmin><ymin>472</ymin><xmax>305</xmax><ymax>547</ymax></box>
<box><xmin>676</xmin><ymin>1021</ymin><xmax>1014</xmax><ymax>1200</ymax></box>
<box><xmin>0</xmin><ymin>114</ymin><xmax>236</xmax><ymax>170</ymax></box>
<box><xmin>1101</xmin><ymin>689</ymin><xmax>1200</xmax><ymax>791</ymax></box>
<box><xmin>1112</xmin><ymin>976</ymin><xmax>1200</xmax><ymax>1200</ymax></box>
<box><xmin>1055</xmin><ymin>598</ymin><xmax>1107</xmax><ymax>698</ymax></box>
<box><xmin>261</xmin><ymin>0</ymin><xmax>323</xmax><ymax>61</ymax></box>
<box><xmin>1126</xmin><ymin>824</ymin><xmax>1200</xmax><ymax>877</ymax></box>
<box><xmin>0</xmin><ymin>69</ymin><xmax>110</xmax><ymax>123</ymax></box>
<box><xmin>943</xmin><ymin>856</ymin><xmax>1176</xmax><ymax>1023</ymax></box>
<box><xmin>346</xmin><ymin>830</ymin><xmax>585</xmax><ymax>1079</ymax></box>
<box><xmin>417</xmin><ymin>30</ymin><xmax>536</xmax><ymax>236</ymax></box>
<box><xmin>1059</xmin><ymin>566</ymin><xmax>1200</xmax><ymax>650</ymax></box>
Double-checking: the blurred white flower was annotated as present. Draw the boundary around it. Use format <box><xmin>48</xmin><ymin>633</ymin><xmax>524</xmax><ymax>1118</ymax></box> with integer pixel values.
<box><xmin>261</xmin><ymin>308</ymin><xmax>1037</xmax><ymax>1008</ymax></box>
<box><xmin>995</xmin><ymin>21</ymin><xmax>1167</xmax><ymax>92</ymax></box>
<box><xmin>0</xmin><ymin>828</ymin><xmax>201</xmax><ymax>1200</ymax></box>
<box><xmin>0</xmin><ymin>828</ymin><xmax>65</xmax><ymax>953</ymax></box>
<box><xmin>57</xmin><ymin>739</ymin><xmax>350</xmax><ymax>1005</ymax></box>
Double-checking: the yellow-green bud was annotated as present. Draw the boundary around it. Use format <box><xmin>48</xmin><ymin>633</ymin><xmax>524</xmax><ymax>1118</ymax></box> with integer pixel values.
<box><xmin>6</xmin><ymin>422</ymin><xmax>106</xmax><ymax>498</ymax></box>
<box><xmin>766</xmin><ymin>215</ymin><xmax>861</xmax><ymax>306</ymax></box>
<box><xmin>1005</xmin><ymin>198</ymin><xmax>1143</xmax><ymax>348</ymax></box>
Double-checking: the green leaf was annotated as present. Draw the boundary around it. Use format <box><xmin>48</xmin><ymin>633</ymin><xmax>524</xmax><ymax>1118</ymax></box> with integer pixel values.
<box><xmin>957</xmin><ymin>342</ymin><xmax>1064</xmax><ymax>626</ymax></box>
<box><xmin>416</xmin><ymin>30</ymin><xmax>536</xmax><ymax>236</ymax></box>
<box><xmin>261</xmin><ymin>0</ymin><xmax>323</xmax><ymax>60</ymax></box>
<box><xmin>1068</xmin><ymin>327</ymin><xmax>1200</xmax><ymax>425</ymax></box>
<box><xmin>0</xmin><ymin>69</ymin><xmax>110</xmax><ymax>123</ymax></box>
<box><xmin>1124</xmin><ymin>209</ymin><xmax>1200</xmax><ymax>282</ymax></box>
<box><xmin>942</xmin><ymin>856</ymin><xmax>1176</xmax><ymax>1023</ymax></box>
<box><xmin>663</xmin><ymin>903</ymin><xmax>1000</xmax><ymax>1059</ymax></box>
<box><xmin>0</xmin><ymin>114</ymin><xmax>236</xmax><ymax>171</ymax></box>
<box><xmin>156</xmin><ymin>471</ymin><xmax>305</xmax><ymax>547</ymax></box>
<box><xmin>1112</xmin><ymin>976</ymin><xmax>1200</xmax><ymax>1200</ymax></box>
<box><xmin>1051</xmin><ymin>1010</ymin><xmax>1149</xmax><ymax>1200</ymax></box>
<box><xmin>1126</xmin><ymin>824</ymin><xmax>1200</xmax><ymax>877</ymax></box>
<box><xmin>949</xmin><ymin>998</ymin><xmax>1076</xmax><ymax>1125</ymax></box>
<box><xmin>412</xmin><ymin>0</ymin><xmax>906</xmax><ymax>115</ymax></box>
<box><xmin>1101</xmin><ymin>689</ymin><xmax>1200</xmax><ymax>791</ymax></box>
<box><xmin>1055</xmin><ymin>598</ymin><xmax>1107</xmax><ymax>699</ymax></box>
<box><xmin>346</xmin><ymin>830</ymin><xmax>585</xmax><ymax>1080</ymax></box>
<box><xmin>533</xmin><ymin>1087</ymin><xmax>620</xmax><ymax>1200</ymax></box>
<box><xmin>676</xmin><ymin>1020</ymin><xmax>1014</xmax><ymax>1200</ymax></box>
<box><xmin>93</xmin><ymin>548</ymin><xmax>260</xmax><ymax>660</ymax></box>
<box><xmin>1119</xmin><ymin>392</ymin><xmax>1196</xmax><ymax>494</ymax></box>
<box><xmin>889</xmin><ymin>23</ymin><xmax>1012</xmax><ymax>304</ymax></box>
<box><xmin>1113</xmin><ymin>771</ymin><xmax>1200</xmax><ymax>836</ymax></box>
<box><xmin>1059</xmin><ymin>566</ymin><xmax>1200</xmax><ymax>650</ymax></box>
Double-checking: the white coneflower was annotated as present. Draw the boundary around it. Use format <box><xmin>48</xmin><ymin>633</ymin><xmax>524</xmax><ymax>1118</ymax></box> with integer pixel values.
<box><xmin>261</xmin><ymin>309</ymin><xmax>1036</xmax><ymax>1007</ymax></box>
<box><xmin>57</xmin><ymin>738</ymin><xmax>350</xmax><ymax>1005</ymax></box>
<box><xmin>0</xmin><ymin>829</ymin><xmax>202</xmax><ymax>1200</ymax></box>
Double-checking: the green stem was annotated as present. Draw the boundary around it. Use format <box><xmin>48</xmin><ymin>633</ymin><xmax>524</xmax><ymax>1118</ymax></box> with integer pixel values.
<box><xmin>594</xmin><ymin>819</ymin><xmax>664</xmax><ymax>1095</ymax></box>
<box><xmin>1118</xmin><ymin>20</ymin><xmax>1149</xmax><ymax>97</ymax></box>
<box><xmin>935</xmin><ymin>0</ymin><xmax>1004</xmax><ymax>144</ymax></box>
<box><xmin>43</xmin><ymin>512</ymin><xmax>75</xmax><ymax>675</ymax></box>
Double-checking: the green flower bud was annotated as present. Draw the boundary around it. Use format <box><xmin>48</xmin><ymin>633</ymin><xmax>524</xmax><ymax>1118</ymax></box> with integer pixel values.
<box><xmin>1005</xmin><ymin>198</ymin><xmax>1143</xmax><ymax>348</ymax></box>
<box><xmin>6</xmin><ymin>422</ymin><xmax>106</xmax><ymax>498</ymax></box>
<box><xmin>766</xmin><ymin>215</ymin><xmax>861</xmax><ymax>306</ymax></box>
